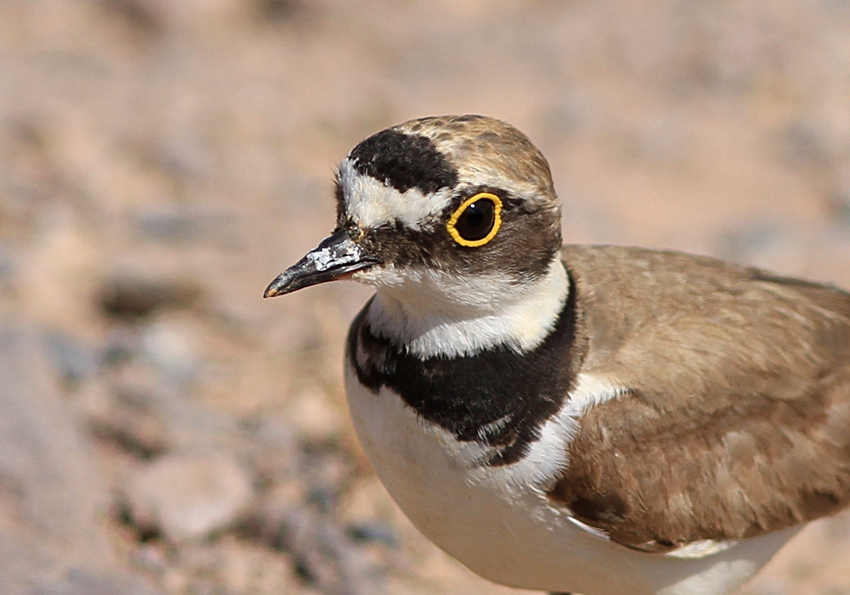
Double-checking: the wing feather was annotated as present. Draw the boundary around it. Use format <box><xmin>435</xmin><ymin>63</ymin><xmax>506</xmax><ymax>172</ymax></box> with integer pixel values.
<box><xmin>549</xmin><ymin>246</ymin><xmax>850</xmax><ymax>553</ymax></box>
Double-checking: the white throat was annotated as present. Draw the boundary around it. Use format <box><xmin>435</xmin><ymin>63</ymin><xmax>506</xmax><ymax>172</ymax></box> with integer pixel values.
<box><xmin>363</xmin><ymin>259</ymin><xmax>569</xmax><ymax>358</ymax></box>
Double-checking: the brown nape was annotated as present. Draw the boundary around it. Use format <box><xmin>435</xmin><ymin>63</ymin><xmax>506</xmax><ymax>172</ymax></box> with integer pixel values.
<box><xmin>395</xmin><ymin>115</ymin><xmax>558</xmax><ymax>206</ymax></box>
<box><xmin>548</xmin><ymin>245</ymin><xmax>850</xmax><ymax>552</ymax></box>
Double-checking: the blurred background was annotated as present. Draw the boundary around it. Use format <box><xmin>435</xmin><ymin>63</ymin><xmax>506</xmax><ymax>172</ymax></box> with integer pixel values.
<box><xmin>2</xmin><ymin>1</ymin><xmax>850</xmax><ymax>594</ymax></box>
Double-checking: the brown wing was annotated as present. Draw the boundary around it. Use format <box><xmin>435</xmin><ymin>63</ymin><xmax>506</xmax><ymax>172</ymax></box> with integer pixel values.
<box><xmin>549</xmin><ymin>245</ymin><xmax>850</xmax><ymax>553</ymax></box>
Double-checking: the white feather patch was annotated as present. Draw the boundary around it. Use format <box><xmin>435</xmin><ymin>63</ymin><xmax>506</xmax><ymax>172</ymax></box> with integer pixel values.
<box><xmin>520</xmin><ymin>373</ymin><xmax>630</xmax><ymax>492</ymax></box>
<box><xmin>363</xmin><ymin>259</ymin><xmax>570</xmax><ymax>358</ymax></box>
<box><xmin>337</xmin><ymin>159</ymin><xmax>453</xmax><ymax>229</ymax></box>
<box><xmin>665</xmin><ymin>539</ymin><xmax>737</xmax><ymax>559</ymax></box>
<box><xmin>563</xmin><ymin>374</ymin><xmax>630</xmax><ymax>418</ymax></box>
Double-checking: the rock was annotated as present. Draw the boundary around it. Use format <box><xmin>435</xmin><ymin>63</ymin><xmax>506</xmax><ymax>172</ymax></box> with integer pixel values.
<box><xmin>97</xmin><ymin>274</ymin><xmax>201</xmax><ymax>319</ymax></box>
<box><xmin>263</xmin><ymin>505</ymin><xmax>379</xmax><ymax>595</ymax></box>
<box><xmin>100</xmin><ymin>0</ymin><xmax>164</xmax><ymax>35</ymax></box>
<box><xmin>0</xmin><ymin>325</ymin><xmax>162</xmax><ymax>594</ymax></box>
<box><xmin>242</xmin><ymin>417</ymin><xmax>298</xmax><ymax>482</ymax></box>
<box><xmin>125</xmin><ymin>452</ymin><xmax>254</xmax><ymax>543</ymax></box>
<box><xmin>139</xmin><ymin>317</ymin><xmax>200</xmax><ymax>384</ymax></box>
<box><xmin>347</xmin><ymin>522</ymin><xmax>398</xmax><ymax>548</ymax></box>
<box><xmin>82</xmin><ymin>382</ymin><xmax>169</xmax><ymax>458</ymax></box>
<box><xmin>629</xmin><ymin>114</ymin><xmax>691</xmax><ymax>166</ymax></box>
<box><xmin>715</xmin><ymin>224</ymin><xmax>805</xmax><ymax>274</ymax></box>
<box><xmin>0</xmin><ymin>326</ymin><xmax>108</xmax><ymax>560</ymax></box>
<box><xmin>106</xmin><ymin>360</ymin><xmax>242</xmax><ymax>454</ymax></box>
<box><xmin>540</xmin><ymin>95</ymin><xmax>594</xmax><ymax>141</ymax></box>
<box><xmin>782</xmin><ymin>105</ymin><xmax>850</xmax><ymax>168</ymax></box>
<box><xmin>283</xmin><ymin>386</ymin><xmax>345</xmax><ymax>443</ymax></box>
<box><xmin>829</xmin><ymin>168</ymin><xmax>850</xmax><ymax>225</ymax></box>
<box><xmin>170</xmin><ymin>537</ymin><xmax>299</xmax><ymax>595</ymax></box>
<box><xmin>257</xmin><ymin>0</ymin><xmax>304</xmax><ymax>22</ymax></box>
<box><xmin>101</xmin><ymin>0</ymin><xmax>246</xmax><ymax>34</ymax></box>
<box><xmin>37</xmin><ymin>568</ymin><xmax>163</xmax><ymax>595</ymax></box>
<box><xmin>102</xmin><ymin>326</ymin><xmax>140</xmax><ymax>366</ymax></box>
<box><xmin>0</xmin><ymin>243</ymin><xmax>14</xmax><ymax>283</ymax></box>
<box><xmin>337</xmin><ymin>477</ymin><xmax>401</xmax><ymax>549</ymax></box>
<box><xmin>134</xmin><ymin>207</ymin><xmax>236</xmax><ymax>245</ymax></box>
<box><xmin>43</xmin><ymin>331</ymin><xmax>101</xmax><ymax>385</ymax></box>
<box><xmin>135</xmin><ymin>209</ymin><xmax>200</xmax><ymax>243</ymax></box>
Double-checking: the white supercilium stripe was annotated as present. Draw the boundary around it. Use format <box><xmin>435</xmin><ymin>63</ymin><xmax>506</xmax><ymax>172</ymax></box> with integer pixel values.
<box><xmin>337</xmin><ymin>158</ymin><xmax>454</xmax><ymax>230</ymax></box>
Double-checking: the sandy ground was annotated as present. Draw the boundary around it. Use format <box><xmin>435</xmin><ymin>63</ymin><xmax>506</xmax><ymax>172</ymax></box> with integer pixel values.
<box><xmin>2</xmin><ymin>1</ymin><xmax>850</xmax><ymax>593</ymax></box>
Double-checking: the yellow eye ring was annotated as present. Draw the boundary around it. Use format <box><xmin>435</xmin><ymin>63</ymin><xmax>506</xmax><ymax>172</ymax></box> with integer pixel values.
<box><xmin>446</xmin><ymin>193</ymin><xmax>503</xmax><ymax>247</ymax></box>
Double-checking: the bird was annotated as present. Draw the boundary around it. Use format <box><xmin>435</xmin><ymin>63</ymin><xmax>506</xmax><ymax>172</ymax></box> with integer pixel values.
<box><xmin>264</xmin><ymin>114</ymin><xmax>850</xmax><ymax>595</ymax></box>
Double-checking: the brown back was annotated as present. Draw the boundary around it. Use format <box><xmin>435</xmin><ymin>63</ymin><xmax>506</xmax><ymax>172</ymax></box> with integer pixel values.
<box><xmin>549</xmin><ymin>245</ymin><xmax>850</xmax><ymax>552</ymax></box>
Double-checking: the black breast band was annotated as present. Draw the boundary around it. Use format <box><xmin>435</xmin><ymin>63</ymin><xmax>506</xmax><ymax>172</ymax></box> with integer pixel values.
<box><xmin>347</xmin><ymin>267</ymin><xmax>585</xmax><ymax>466</ymax></box>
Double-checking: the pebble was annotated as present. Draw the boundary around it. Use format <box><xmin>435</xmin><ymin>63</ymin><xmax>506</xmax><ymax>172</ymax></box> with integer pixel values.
<box><xmin>98</xmin><ymin>274</ymin><xmax>201</xmax><ymax>319</ymax></box>
<box><xmin>173</xmin><ymin>538</ymin><xmax>299</xmax><ymax>595</ymax></box>
<box><xmin>0</xmin><ymin>326</ymin><xmax>108</xmax><ymax>554</ymax></box>
<box><xmin>257</xmin><ymin>0</ymin><xmax>303</xmax><ymax>22</ymax></box>
<box><xmin>626</xmin><ymin>114</ymin><xmax>691</xmax><ymax>166</ymax></box>
<box><xmin>140</xmin><ymin>318</ymin><xmax>200</xmax><ymax>384</ymax></box>
<box><xmin>782</xmin><ymin>110</ymin><xmax>849</xmax><ymax>167</ymax></box>
<box><xmin>44</xmin><ymin>331</ymin><xmax>101</xmax><ymax>385</ymax></box>
<box><xmin>284</xmin><ymin>386</ymin><xmax>345</xmax><ymax>443</ymax></box>
<box><xmin>37</xmin><ymin>568</ymin><xmax>163</xmax><ymax>595</ymax></box>
<box><xmin>829</xmin><ymin>170</ymin><xmax>850</xmax><ymax>225</ymax></box>
<box><xmin>104</xmin><ymin>0</ymin><xmax>246</xmax><ymax>34</ymax></box>
<box><xmin>266</xmin><ymin>505</ymin><xmax>377</xmax><ymax>595</ymax></box>
<box><xmin>135</xmin><ymin>209</ymin><xmax>200</xmax><ymax>243</ymax></box>
<box><xmin>0</xmin><ymin>325</ymin><xmax>162</xmax><ymax>592</ymax></box>
<box><xmin>347</xmin><ymin>522</ymin><xmax>398</xmax><ymax>548</ymax></box>
<box><xmin>0</xmin><ymin>244</ymin><xmax>14</xmax><ymax>282</ymax></box>
<box><xmin>540</xmin><ymin>94</ymin><xmax>594</xmax><ymax>142</ymax></box>
<box><xmin>125</xmin><ymin>452</ymin><xmax>255</xmax><ymax>543</ymax></box>
<box><xmin>134</xmin><ymin>208</ymin><xmax>235</xmax><ymax>245</ymax></box>
<box><xmin>715</xmin><ymin>224</ymin><xmax>806</xmax><ymax>274</ymax></box>
<box><xmin>81</xmin><ymin>382</ymin><xmax>168</xmax><ymax>458</ymax></box>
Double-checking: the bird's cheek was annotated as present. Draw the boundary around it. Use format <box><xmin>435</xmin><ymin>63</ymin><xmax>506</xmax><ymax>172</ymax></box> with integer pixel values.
<box><xmin>352</xmin><ymin>264</ymin><xmax>407</xmax><ymax>288</ymax></box>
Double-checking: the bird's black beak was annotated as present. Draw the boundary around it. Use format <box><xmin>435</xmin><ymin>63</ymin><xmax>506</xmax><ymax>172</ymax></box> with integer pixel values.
<box><xmin>264</xmin><ymin>229</ymin><xmax>378</xmax><ymax>298</ymax></box>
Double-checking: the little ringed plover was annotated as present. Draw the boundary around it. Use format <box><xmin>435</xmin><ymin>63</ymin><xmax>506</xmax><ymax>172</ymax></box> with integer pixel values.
<box><xmin>264</xmin><ymin>115</ymin><xmax>850</xmax><ymax>595</ymax></box>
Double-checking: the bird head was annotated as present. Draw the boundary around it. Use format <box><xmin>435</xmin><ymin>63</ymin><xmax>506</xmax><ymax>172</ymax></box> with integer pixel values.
<box><xmin>265</xmin><ymin>115</ymin><xmax>563</xmax><ymax>313</ymax></box>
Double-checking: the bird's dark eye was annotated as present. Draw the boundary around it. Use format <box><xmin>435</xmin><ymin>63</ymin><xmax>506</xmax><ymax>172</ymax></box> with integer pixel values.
<box><xmin>446</xmin><ymin>193</ymin><xmax>503</xmax><ymax>247</ymax></box>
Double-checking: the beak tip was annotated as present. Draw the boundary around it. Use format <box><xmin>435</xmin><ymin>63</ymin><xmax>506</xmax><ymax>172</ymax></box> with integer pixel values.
<box><xmin>263</xmin><ymin>275</ymin><xmax>288</xmax><ymax>299</ymax></box>
<box><xmin>264</xmin><ymin>230</ymin><xmax>375</xmax><ymax>300</ymax></box>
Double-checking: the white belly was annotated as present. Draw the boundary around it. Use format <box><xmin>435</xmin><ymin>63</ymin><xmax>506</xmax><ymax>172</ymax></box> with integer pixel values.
<box><xmin>344</xmin><ymin>363</ymin><xmax>799</xmax><ymax>595</ymax></box>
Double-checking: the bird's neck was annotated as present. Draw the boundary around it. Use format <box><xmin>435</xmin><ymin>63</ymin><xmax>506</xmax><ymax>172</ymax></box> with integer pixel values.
<box><xmin>366</xmin><ymin>258</ymin><xmax>570</xmax><ymax>359</ymax></box>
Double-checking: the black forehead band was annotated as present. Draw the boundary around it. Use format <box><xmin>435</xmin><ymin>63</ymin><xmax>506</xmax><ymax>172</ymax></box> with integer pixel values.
<box><xmin>348</xmin><ymin>129</ymin><xmax>459</xmax><ymax>195</ymax></box>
